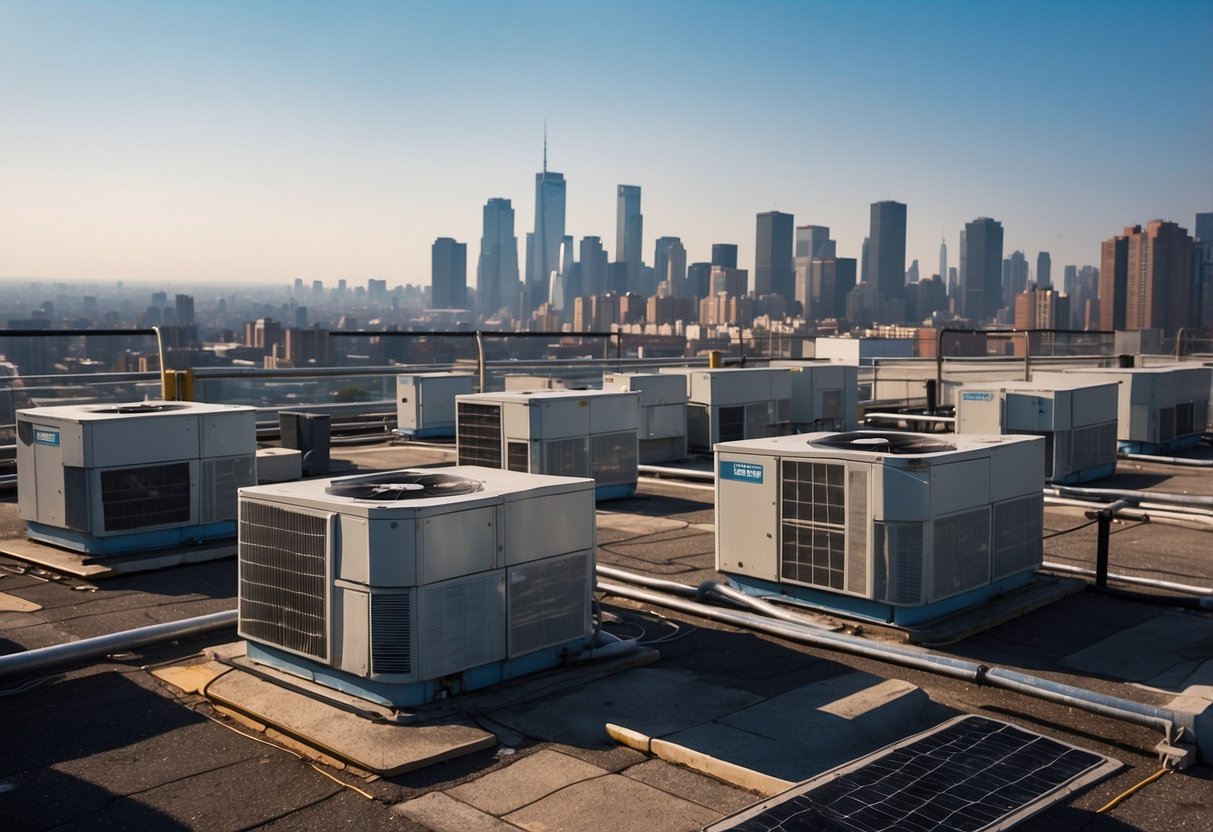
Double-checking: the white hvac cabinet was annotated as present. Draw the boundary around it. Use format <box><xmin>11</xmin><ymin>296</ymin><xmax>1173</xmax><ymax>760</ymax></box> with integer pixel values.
<box><xmin>16</xmin><ymin>401</ymin><xmax>257</xmax><ymax>555</ymax></box>
<box><xmin>715</xmin><ymin>431</ymin><xmax>1044</xmax><ymax>626</ymax></box>
<box><xmin>602</xmin><ymin>372</ymin><xmax>688</xmax><ymax>463</ymax></box>
<box><xmin>238</xmin><ymin>466</ymin><xmax>597</xmax><ymax>707</ymax></box>
<box><xmin>955</xmin><ymin>380</ymin><xmax>1118</xmax><ymax>484</ymax></box>
<box><xmin>769</xmin><ymin>361</ymin><xmax>860</xmax><ymax>431</ymax></box>
<box><xmin>660</xmin><ymin>367</ymin><xmax>792</xmax><ymax>453</ymax></box>
<box><xmin>1033</xmin><ymin>365</ymin><xmax>1211</xmax><ymax>453</ymax></box>
<box><xmin>396</xmin><ymin>372</ymin><xmax>476</xmax><ymax>438</ymax></box>
<box><xmin>455</xmin><ymin>390</ymin><xmax>640</xmax><ymax>499</ymax></box>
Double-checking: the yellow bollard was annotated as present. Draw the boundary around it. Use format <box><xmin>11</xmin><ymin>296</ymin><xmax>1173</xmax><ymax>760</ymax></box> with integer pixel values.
<box><xmin>709</xmin><ymin>350</ymin><xmax>722</xmax><ymax>368</ymax></box>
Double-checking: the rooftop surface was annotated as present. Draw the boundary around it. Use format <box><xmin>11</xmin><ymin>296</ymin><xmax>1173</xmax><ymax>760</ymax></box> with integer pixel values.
<box><xmin>1</xmin><ymin>438</ymin><xmax>1211</xmax><ymax>831</ymax></box>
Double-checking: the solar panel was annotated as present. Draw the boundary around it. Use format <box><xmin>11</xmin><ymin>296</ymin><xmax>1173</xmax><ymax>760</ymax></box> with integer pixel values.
<box><xmin>702</xmin><ymin>715</ymin><xmax>1121</xmax><ymax>832</ymax></box>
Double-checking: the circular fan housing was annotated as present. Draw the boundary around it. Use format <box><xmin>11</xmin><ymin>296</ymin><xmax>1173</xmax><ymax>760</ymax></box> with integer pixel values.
<box><xmin>90</xmin><ymin>403</ymin><xmax>191</xmax><ymax>414</ymax></box>
<box><xmin>325</xmin><ymin>472</ymin><xmax>484</xmax><ymax>501</ymax></box>
<box><xmin>808</xmin><ymin>431</ymin><xmax>956</xmax><ymax>455</ymax></box>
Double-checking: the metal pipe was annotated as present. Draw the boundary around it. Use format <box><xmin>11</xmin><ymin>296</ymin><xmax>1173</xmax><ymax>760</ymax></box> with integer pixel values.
<box><xmin>1121</xmin><ymin>452</ymin><xmax>1213</xmax><ymax>468</ymax></box>
<box><xmin>0</xmin><ymin>610</ymin><xmax>237</xmax><ymax>681</ymax></box>
<box><xmin>1041</xmin><ymin>561</ymin><xmax>1213</xmax><ymax>596</ymax></box>
<box><xmin>1054</xmin><ymin>484</ymin><xmax>1213</xmax><ymax>508</ymax></box>
<box><xmin>595</xmin><ymin>579</ymin><xmax>1175</xmax><ymax>736</ymax></box>
<box><xmin>862</xmin><ymin>412</ymin><xmax>956</xmax><ymax>424</ymax></box>
<box><xmin>636</xmin><ymin>464</ymin><xmax>716</xmax><ymax>482</ymax></box>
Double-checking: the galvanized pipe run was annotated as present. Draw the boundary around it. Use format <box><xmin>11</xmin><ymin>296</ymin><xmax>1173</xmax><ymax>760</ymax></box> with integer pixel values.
<box><xmin>595</xmin><ymin>577</ymin><xmax>1176</xmax><ymax>737</ymax></box>
<box><xmin>0</xmin><ymin>610</ymin><xmax>237</xmax><ymax>682</ymax></box>
<box><xmin>1051</xmin><ymin>484</ymin><xmax>1213</xmax><ymax>508</ymax></box>
<box><xmin>1120</xmin><ymin>451</ymin><xmax>1213</xmax><ymax>468</ymax></box>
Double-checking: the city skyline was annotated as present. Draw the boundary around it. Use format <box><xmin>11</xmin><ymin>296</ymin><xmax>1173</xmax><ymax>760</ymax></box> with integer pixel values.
<box><xmin>0</xmin><ymin>1</ymin><xmax>1210</xmax><ymax>287</ymax></box>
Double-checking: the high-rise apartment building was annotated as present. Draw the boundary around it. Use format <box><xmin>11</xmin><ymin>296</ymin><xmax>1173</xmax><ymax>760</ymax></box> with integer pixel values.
<box><xmin>527</xmin><ymin>138</ymin><xmax>566</xmax><ymax>314</ymax></box>
<box><xmin>1099</xmin><ymin>231</ymin><xmax>1130</xmax><ymax>331</ymax></box>
<box><xmin>1014</xmin><ymin>286</ymin><xmax>1070</xmax><ymax>330</ymax></box>
<box><xmin>755</xmin><ymin>211</ymin><xmax>794</xmax><ymax>299</ymax></box>
<box><xmin>431</xmin><ymin>237</ymin><xmax>467</xmax><ymax>309</ymax></box>
<box><xmin>1122</xmin><ymin>221</ymin><xmax>1193</xmax><ymax>337</ymax></box>
<box><xmin>476</xmin><ymin>197</ymin><xmax>519</xmax><ymax>318</ymax></box>
<box><xmin>616</xmin><ymin>185</ymin><xmax>643</xmax><ymax>293</ymax></box>
<box><xmin>960</xmin><ymin>217</ymin><xmax>1004</xmax><ymax>322</ymax></box>
<box><xmin>869</xmin><ymin>201</ymin><xmax>907</xmax><ymax>309</ymax></box>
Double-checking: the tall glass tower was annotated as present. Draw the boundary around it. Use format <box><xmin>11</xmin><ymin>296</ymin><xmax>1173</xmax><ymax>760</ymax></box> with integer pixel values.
<box><xmin>476</xmin><ymin>197</ymin><xmax>519</xmax><ymax>318</ymax></box>
<box><xmin>616</xmin><ymin>185</ymin><xmax>643</xmax><ymax>293</ymax></box>
<box><xmin>528</xmin><ymin>132</ymin><xmax>566</xmax><ymax>315</ymax></box>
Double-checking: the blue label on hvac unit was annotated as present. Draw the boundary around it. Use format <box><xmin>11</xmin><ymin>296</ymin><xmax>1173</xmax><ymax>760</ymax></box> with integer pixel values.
<box><xmin>720</xmin><ymin>460</ymin><xmax>764</xmax><ymax>484</ymax></box>
<box><xmin>961</xmin><ymin>391</ymin><xmax>994</xmax><ymax>402</ymax></box>
<box><xmin>34</xmin><ymin>428</ymin><xmax>61</xmax><ymax>447</ymax></box>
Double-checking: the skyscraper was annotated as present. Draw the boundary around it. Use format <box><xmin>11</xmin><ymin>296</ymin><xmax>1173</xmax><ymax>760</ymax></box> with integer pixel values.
<box><xmin>755</xmin><ymin>211</ymin><xmax>794</xmax><ymax>299</ymax></box>
<box><xmin>1036</xmin><ymin>251</ymin><xmax>1052</xmax><ymax>290</ymax></box>
<box><xmin>711</xmin><ymin>243</ymin><xmax>738</xmax><ymax>270</ymax></box>
<box><xmin>795</xmin><ymin>225</ymin><xmax>835</xmax><ymax>259</ymax></box>
<box><xmin>476</xmin><ymin>197</ymin><xmax>519</xmax><ymax>318</ymax></box>
<box><xmin>869</xmin><ymin>201</ymin><xmax>907</xmax><ymax>307</ymax></box>
<box><xmin>1099</xmin><ymin>232</ymin><xmax>1130</xmax><ymax>331</ymax></box>
<box><xmin>654</xmin><ymin>237</ymin><xmax>687</xmax><ymax>297</ymax></box>
<box><xmin>939</xmin><ymin>237</ymin><xmax>948</xmax><ymax>293</ymax></box>
<box><xmin>1118</xmin><ymin>221</ymin><xmax>1193</xmax><ymax>337</ymax></box>
<box><xmin>1003</xmin><ymin>251</ymin><xmax>1029</xmax><ymax>310</ymax></box>
<box><xmin>616</xmin><ymin>185</ymin><xmax>643</xmax><ymax>293</ymax></box>
<box><xmin>431</xmin><ymin>237</ymin><xmax>467</xmax><ymax>309</ymax></box>
<box><xmin>960</xmin><ymin>218</ymin><xmax>1004</xmax><ymax>322</ymax></box>
<box><xmin>528</xmin><ymin>135</ymin><xmax>566</xmax><ymax>314</ymax></box>
<box><xmin>578</xmin><ymin>236</ymin><xmax>608</xmax><ymax>298</ymax></box>
<box><xmin>1193</xmin><ymin>212</ymin><xmax>1213</xmax><ymax>330</ymax></box>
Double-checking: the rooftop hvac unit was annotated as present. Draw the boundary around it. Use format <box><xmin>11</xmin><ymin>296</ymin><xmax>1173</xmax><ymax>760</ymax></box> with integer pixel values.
<box><xmin>715</xmin><ymin>431</ymin><xmax>1045</xmax><ymax>626</ymax></box>
<box><xmin>769</xmin><ymin>361</ymin><xmax>860</xmax><ymax>431</ymax></box>
<box><xmin>455</xmin><ymin>390</ymin><xmax>640</xmax><ymax>500</ymax></box>
<box><xmin>659</xmin><ymin>367</ymin><xmax>792</xmax><ymax>453</ymax></box>
<box><xmin>238</xmin><ymin>466</ymin><xmax>596</xmax><ymax>707</ymax></box>
<box><xmin>602</xmin><ymin>372</ymin><xmax>688</xmax><ymax>463</ymax></box>
<box><xmin>955</xmin><ymin>380</ymin><xmax>1118</xmax><ymax>484</ymax></box>
<box><xmin>16</xmin><ymin>401</ymin><xmax>257</xmax><ymax>555</ymax></box>
<box><xmin>395</xmin><ymin>372</ymin><xmax>476</xmax><ymax>438</ymax></box>
<box><xmin>1033</xmin><ymin>365</ymin><xmax>1212</xmax><ymax>453</ymax></box>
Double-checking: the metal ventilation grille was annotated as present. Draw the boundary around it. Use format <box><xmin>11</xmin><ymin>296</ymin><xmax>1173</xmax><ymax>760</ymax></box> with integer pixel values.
<box><xmin>718</xmin><ymin>405</ymin><xmax>744</xmax><ymax>442</ymax></box>
<box><xmin>591</xmin><ymin>431</ymin><xmax>637</xmax><ymax>485</ymax></box>
<box><xmin>370</xmin><ymin>592</ymin><xmax>412</xmax><ymax>675</ymax></box>
<box><xmin>200</xmin><ymin>455</ymin><xmax>256</xmax><ymax>523</ymax></box>
<box><xmin>238</xmin><ymin>502</ymin><xmax>328</xmax><ymax>661</ymax></box>
<box><xmin>457</xmin><ymin>402</ymin><xmax>502</xmax><ymax>468</ymax></box>
<box><xmin>421</xmin><ymin>572</ymin><xmax>505</xmax><ymax>679</ymax></box>
<box><xmin>933</xmin><ymin>507</ymin><xmax>991</xmax><ymax>600</ymax></box>
<box><xmin>780</xmin><ymin>460</ymin><xmax>846</xmax><ymax>590</ymax></box>
<box><xmin>541</xmin><ymin>437</ymin><xmax>589</xmax><ymax>477</ymax></box>
<box><xmin>101</xmin><ymin>462</ymin><xmax>191</xmax><ymax>531</ymax></box>
<box><xmin>1071</xmin><ymin>423</ymin><xmax>1116</xmax><ymax>474</ymax></box>
<box><xmin>64</xmin><ymin>466</ymin><xmax>89</xmax><ymax>531</ymax></box>
<box><xmin>744</xmin><ymin>402</ymin><xmax>772</xmax><ymax>438</ymax></box>
<box><xmin>1158</xmin><ymin>405</ymin><xmax>1176</xmax><ymax>442</ymax></box>
<box><xmin>993</xmin><ymin>495</ymin><xmax>1043</xmax><ymax>578</ymax></box>
<box><xmin>507</xmin><ymin>441</ymin><xmax>530</xmax><ymax>472</ymax></box>
<box><xmin>1176</xmin><ymin>401</ymin><xmax>1195</xmax><ymax>436</ymax></box>
<box><xmin>873</xmin><ymin>521</ymin><xmax>923</xmax><ymax>604</ymax></box>
<box><xmin>845</xmin><ymin>468</ymin><xmax>868</xmax><ymax>595</ymax></box>
<box><xmin>703</xmin><ymin>715</ymin><xmax>1120</xmax><ymax>832</ymax></box>
<box><xmin>508</xmin><ymin>551</ymin><xmax>592</xmax><ymax>658</ymax></box>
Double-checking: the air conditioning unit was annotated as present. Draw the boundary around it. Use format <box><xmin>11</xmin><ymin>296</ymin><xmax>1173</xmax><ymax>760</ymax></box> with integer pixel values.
<box><xmin>237</xmin><ymin>466</ymin><xmax>596</xmax><ymax>707</ymax></box>
<box><xmin>16</xmin><ymin>401</ymin><xmax>257</xmax><ymax>555</ymax></box>
<box><xmin>955</xmin><ymin>380</ymin><xmax>1118</xmax><ymax>484</ymax></box>
<box><xmin>660</xmin><ymin>367</ymin><xmax>792</xmax><ymax>453</ymax></box>
<box><xmin>455</xmin><ymin>390</ymin><xmax>640</xmax><ymax>500</ymax></box>
<box><xmin>769</xmin><ymin>361</ymin><xmax>860</xmax><ymax>431</ymax></box>
<box><xmin>1033</xmin><ymin>365</ymin><xmax>1212</xmax><ymax>453</ymax></box>
<box><xmin>715</xmin><ymin>431</ymin><xmax>1044</xmax><ymax>626</ymax></box>
<box><xmin>601</xmin><ymin>372</ymin><xmax>688</xmax><ymax>463</ymax></box>
<box><xmin>395</xmin><ymin>372</ymin><xmax>476</xmax><ymax>438</ymax></box>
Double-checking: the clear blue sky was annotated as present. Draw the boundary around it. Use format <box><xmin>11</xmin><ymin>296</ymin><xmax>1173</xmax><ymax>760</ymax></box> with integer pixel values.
<box><xmin>1</xmin><ymin>0</ymin><xmax>1210</xmax><ymax>288</ymax></box>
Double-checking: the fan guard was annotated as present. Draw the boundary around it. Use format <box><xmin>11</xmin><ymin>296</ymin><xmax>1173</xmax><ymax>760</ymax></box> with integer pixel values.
<box><xmin>91</xmin><ymin>403</ymin><xmax>191</xmax><ymax>414</ymax></box>
<box><xmin>325</xmin><ymin>471</ymin><xmax>484</xmax><ymax>501</ymax></box>
<box><xmin>809</xmin><ymin>431</ymin><xmax>956</xmax><ymax>455</ymax></box>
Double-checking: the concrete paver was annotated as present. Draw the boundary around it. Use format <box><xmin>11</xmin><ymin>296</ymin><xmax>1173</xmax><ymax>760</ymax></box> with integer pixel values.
<box><xmin>393</xmin><ymin>792</ymin><xmax>524</xmax><ymax>832</ymax></box>
<box><xmin>488</xmin><ymin>668</ymin><xmax>764</xmax><ymax>747</ymax></box>
<box><xmin>621</xmin><ymin>759</ymin><xmax>757</xmax><ymax>816</ymax></box>
<box><xmin>504</xmin><ymin>773</ymin><xmax>721</xmax><ymax>832</ymax></box>
<box><xmin>447</xmin><ymin>749</ymin><xmax>607</xmax><ymax>816</ymax></box>
<box><xmin>1059</xmin><ymin>611</ymin><xmax>1213</xmax><ymax>691</ymax></box>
